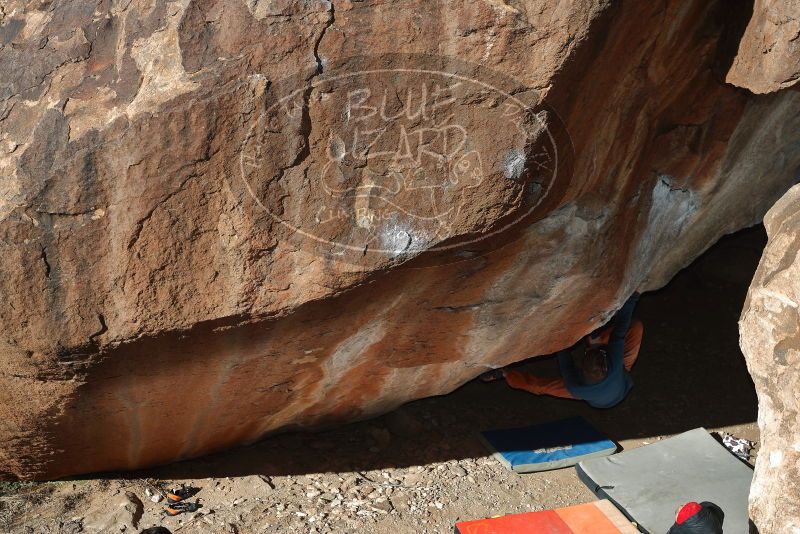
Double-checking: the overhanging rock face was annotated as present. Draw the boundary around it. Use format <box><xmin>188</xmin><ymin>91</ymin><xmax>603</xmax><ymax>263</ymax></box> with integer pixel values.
<box><xmin>1</xmin><ymin>0</ymin><xmax>799</xmax><ymax>479</ymax></box>
<box><xmin>740</xmin><ymin>184</ymin><xmax>800</xmax><ymax>533</ymax></box>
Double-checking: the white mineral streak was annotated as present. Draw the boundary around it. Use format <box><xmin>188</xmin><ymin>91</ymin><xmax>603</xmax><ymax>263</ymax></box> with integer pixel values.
<box><xmin>127</xmin><ymin>0</ymin><xmax>198</xmax><ymax>118</ymax></box>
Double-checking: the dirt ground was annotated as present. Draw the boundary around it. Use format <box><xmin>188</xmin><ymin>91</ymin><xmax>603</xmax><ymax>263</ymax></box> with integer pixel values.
<box><xmin>0</xmin><ymin>226</ymin><xmax>766</xmax><ymax>534</ymax></box>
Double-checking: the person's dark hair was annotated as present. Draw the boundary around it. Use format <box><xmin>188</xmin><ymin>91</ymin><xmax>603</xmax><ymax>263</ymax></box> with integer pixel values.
<box><xmin>140</xmin><ymin>528</ymin><xmax>172</xmax><ymax>534</ymax></box>
<box><xmin>576</xmin><ymin>344</ymin><xmax>608</xmax><ymax>385</ymax></box>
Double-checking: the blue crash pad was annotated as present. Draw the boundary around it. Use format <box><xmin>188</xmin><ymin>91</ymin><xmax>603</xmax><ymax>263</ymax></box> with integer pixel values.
<box><xmin>480</xmin><ymin>417</ymin><xmax>617</xmax><ymax>473</ymax></box>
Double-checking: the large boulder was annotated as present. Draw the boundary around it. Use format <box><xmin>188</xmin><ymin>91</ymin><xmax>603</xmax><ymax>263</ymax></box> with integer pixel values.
<box><xmin>740</xmin><ymin>184</ymin><xmax>800</xmax><ymax>533</ymax></box>
<box><xmin>1</xmin><ymin>0</ymin><xmax>799</xmax><ymax>479</ymax></box>
<box><xmin>726</xmin><ymin>0</ymin><xmax>800</xmax><ymax>94</ymax></box>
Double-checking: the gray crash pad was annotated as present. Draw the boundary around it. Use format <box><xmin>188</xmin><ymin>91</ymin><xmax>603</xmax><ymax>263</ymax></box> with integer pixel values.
<box><xmin>576</xmin><ymin>428</ymin><xmax>753</xmax><ymax>534</ymax></box>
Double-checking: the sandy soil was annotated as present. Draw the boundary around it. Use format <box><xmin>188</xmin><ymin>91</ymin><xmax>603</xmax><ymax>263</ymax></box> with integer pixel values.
<box><xmin>0</xmin><ymin>227</ymin><xmax>766</xmax><ymax>534</ymax></box>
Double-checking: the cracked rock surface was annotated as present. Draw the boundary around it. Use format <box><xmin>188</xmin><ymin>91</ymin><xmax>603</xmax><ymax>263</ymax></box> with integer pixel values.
<box><xmin>0</xmin><ymin>0</ymin><xmax>799</xmax><ymax>479</ymax></box>
<box><xmin>740</xmin><ymin>184</ymin><xmax>800</xmax><ymax>533</ymax></box>
<box><xmin>726</xmin><ymin>0</ymin><xmax>800</xmax><ymax>94</ymax></box>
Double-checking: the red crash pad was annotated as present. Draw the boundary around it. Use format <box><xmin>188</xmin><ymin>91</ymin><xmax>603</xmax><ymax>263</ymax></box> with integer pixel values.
<box><xmin>454</xmin><ymin>500</ymin><xmax>639</xmax><ymax>534</ymax></box>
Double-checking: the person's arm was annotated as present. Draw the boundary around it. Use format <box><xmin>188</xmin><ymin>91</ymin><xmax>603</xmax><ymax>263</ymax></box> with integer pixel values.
<box><xmin>503</xmin><ymin>369</ymin><xmax>575</xmax><ymax>399</ymax></box>
<box><xmin>607</xmin><ymin>292</ymin><xmax>641</xmax><ymax>369</ymax></box>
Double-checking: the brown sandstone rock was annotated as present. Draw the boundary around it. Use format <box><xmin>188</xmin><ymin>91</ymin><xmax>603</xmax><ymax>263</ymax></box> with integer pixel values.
<box><xmin>740</xmin><ymin>184</ymin><xmax>800</xmax><ymax>533</ymax></box>
<box><xmin>82</xmin><ymin>491</ymin><xmax>143</xmax><ymax>533</ymax></box>
<box><xmin>0</xmin><ymin>0</ymin><xmax>799</xmax><ymax>479</ymax></box>
<box><xmin>726</xmin><ymin>0</ymin><xmax>800</xmax><ymax>94</ymax></box>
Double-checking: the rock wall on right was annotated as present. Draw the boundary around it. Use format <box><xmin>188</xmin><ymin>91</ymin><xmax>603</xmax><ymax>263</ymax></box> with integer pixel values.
<box><xmin>726</xmin><ymin>0</ymin><xmax>800</xmax><ymax>93</ymax></box>
<box><xmin>740</xmin><ymin>183</ymin><xmax>800</xmax><ymax>533</ymax></box>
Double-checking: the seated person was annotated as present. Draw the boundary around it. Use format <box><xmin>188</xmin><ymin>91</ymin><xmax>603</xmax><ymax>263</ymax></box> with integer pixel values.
<box><xmin>495</xmin><ymin>292</ymin><xmax>642</xmax><ymax>409</ymax></box>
